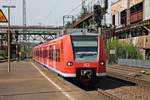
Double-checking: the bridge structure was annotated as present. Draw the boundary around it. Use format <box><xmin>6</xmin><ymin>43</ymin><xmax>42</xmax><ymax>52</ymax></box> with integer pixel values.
<box><xmin>0</xmin><ymin>25</ymin><xmax>63</xmax><ymax>43</ymax></box>
<box><xmin>0</xmin><ymin>25</ymin><xmax>63</xmax><ymax>59</ymax></box>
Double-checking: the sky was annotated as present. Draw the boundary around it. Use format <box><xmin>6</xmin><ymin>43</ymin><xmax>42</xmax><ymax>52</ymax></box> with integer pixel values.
<box><xmin>0</xmin><ymin>0</ymin><xmax>115</xmax><ymax>26</ymax></box>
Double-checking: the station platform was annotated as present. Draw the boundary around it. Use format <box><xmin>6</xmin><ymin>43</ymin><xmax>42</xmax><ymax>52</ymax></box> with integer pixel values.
<box><xmin>0</xmin><ymin>61</ymin><xmax>93</xmax><ymax>100</ymax></box>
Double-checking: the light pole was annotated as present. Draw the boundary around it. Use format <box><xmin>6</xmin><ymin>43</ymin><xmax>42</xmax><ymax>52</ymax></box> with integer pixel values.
<box><xmin>63</xmin><ymin>15</ymin><xmax>74</xmax><ymax>27</ymax></box>
<box><xmin>3</xmin><ymin>5</ymin><xmax>16</xmax><ymax>72</ymax></box>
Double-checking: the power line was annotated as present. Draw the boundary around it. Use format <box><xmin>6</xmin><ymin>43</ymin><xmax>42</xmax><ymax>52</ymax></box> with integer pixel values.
<box><xmin>23</xmin><ymin>0</ymin><xmax>26</xmax><ymax>26</ymax></box>
<box><xmin>66</xmin><ymin>0</ymin><xmax>98</xmax><ymax>15</ymax></box>
<box><xmin>66</xmin><ymin>2</ymin><xmax>83</xmax><ymax>15</ymax></box>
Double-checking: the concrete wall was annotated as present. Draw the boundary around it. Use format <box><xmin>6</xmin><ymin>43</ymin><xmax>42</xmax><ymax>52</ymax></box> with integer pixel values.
<box><xmin>144</xmin><ymin>0</ymin><xmax>150</xmax><ymax>20</ymax></box>
<box><xmin>118</xmin><ymin>59</ymin><xmax>150</xmax><ymax>68</ymax></box>
<box><xmin>119</xmin><ymin>35</ymin><xmax>150</xmax><ymax>49</ymax></box>
<box><xmin>112</xmin><ymin>0</ymin><xmax>143</xmax><ymax>15</ymax></box>
<box><xmin>112</xmin><ymin>0</ymin><xmax>127</xmax><ymax>15</ymax></box>
<box><xmin>130</xmin><ymin>0</ymin><xmax>143</xmax><ymax>7</ymax></box>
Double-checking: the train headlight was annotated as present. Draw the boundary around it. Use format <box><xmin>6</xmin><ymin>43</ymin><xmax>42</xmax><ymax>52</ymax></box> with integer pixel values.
<box><xmin>67</xmin><ymin>62</ymin><xmax>73</xmax><ymax>66</ymax></box>
<box><xmin>100</xmin><ymin>62</ymin><xmax>104</xmax><ymax>66</ymax></box>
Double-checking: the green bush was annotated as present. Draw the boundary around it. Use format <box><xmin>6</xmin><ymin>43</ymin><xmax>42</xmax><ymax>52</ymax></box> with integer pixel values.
<box><xmin>106</xmin><ymin>39</ymin><xmax>141</xmax><ymax>64</ymax></box>
<box><xmin>0</xmin><ymin>50</ymin><xmax>6</xmax><ymax>60</ymax></box>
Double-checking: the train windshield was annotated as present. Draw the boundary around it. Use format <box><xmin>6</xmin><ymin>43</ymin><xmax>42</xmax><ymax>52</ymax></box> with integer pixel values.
<box><xmin>71</xmin><ymin>34</ymin><xmax>98</xmax><ymax>62</ymax></box>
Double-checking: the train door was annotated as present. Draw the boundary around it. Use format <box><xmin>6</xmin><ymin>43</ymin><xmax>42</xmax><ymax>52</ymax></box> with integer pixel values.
<box><xmin>42</xmin><ymin>47</ymin><xmax>44</xmax><ymax>63</ymax></box>
<box><xmin>49</xmin><ymin>46</ymin><xmax>52</xmax><ymax>66</ymax></box>
<box><xmin>43</xmin><ymin>47</ymin><xmax>47</xmax><ymax>65</ymax></box>
<box><xmin>53</xmin><ymin>45</ymin><xmax>56</xmax><ymax>69</ymax></box>
<box><xmin>38</xmin><ymin>48</ymin><xmax>41</xmax><ymax>61</ymax></box>
<box><xmin>46</xmin><ymin>46</ymin><xmax>49</xmax><ymax>66</ymax></box>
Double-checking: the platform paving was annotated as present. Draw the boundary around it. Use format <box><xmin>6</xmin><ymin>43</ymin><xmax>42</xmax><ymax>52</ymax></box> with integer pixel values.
<box><xmin>0</xmin><ymin>61</ymin><xmax>91</xmax><ymax>100</ymax></box>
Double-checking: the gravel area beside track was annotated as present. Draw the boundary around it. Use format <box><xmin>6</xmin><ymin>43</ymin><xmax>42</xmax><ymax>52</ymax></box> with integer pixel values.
<box><xmin>106</xmin><ymin>86</ymin><xmax>150</xmax><ymax>100</ymax></box>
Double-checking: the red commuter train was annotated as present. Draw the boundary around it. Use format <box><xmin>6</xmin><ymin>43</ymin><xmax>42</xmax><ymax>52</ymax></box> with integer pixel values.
<box><xmin>33</xmin><ymin>31</ymin><xmax>106</xmax><ymax>82</ymax></box>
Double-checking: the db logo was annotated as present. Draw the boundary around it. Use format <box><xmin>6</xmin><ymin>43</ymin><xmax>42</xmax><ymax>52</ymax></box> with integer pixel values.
<box><xmin>83</xmin><ymin>63</ymin><xmax>90</xmax><ymax>67</ymax></box>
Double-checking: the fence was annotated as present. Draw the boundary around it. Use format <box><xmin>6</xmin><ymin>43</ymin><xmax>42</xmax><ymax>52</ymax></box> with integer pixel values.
<box><xmin>118</xmin><ymin>59</ymin><xmax>150</xmax><ymax>68</ymax></box>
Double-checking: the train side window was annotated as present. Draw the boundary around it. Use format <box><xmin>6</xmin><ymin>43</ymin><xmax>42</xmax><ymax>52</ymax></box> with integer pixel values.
<box><xmin>51</xmin><ymin>49</ymin><xmax>53</xmax><ymax>60</ymax></box>
<box><xmin>41</xmin><ymin>50</ymin><xmax>44</xmax><ymax>57</ymax></box>
<box><xmin>39</xmin><ymin>51</ymin><xmax>40</xmax><ymax>57</ymax></box>
<box><xmin>56</xmin><ymin>49</ymin><xmax>58</xmax><ymax>62</ymax></box>
<box><xmin>45</xmin><ymin>50</ymin><xmax>46</xmax><ymax>58</ymax></box>
<box><xmin>35</xmin><ymin>51</ymin><xmax>37</xmax><ymax>56</ymax></box>
<box><xmin>50</xmin><ymin>49</ymin><xmax>52</xmax><ymax>60</ymax></box>
<box><xmin>40</xmin><ymin>51</ymin><xmax>41</xmax><ymax>57</ymax></box>
<box><xmin>44</xmin><ymin>50</ymin><xmax>45</xmax><ymax>58</ymax></box>
<box><xmin>43</xmin><ymin>50</ymin><xmax>44</xmax><ymax>58</ymax></box>
<box><xmin>44</xmin><ymin>50</ymin><xmax>47</xmax><ymax>58</ymax></box>
<box><xmin>47</xmin><ymin>49</ymin><xmax>49</xmax><ymax>59</ymax></box>
<box><xmin>41</xmin><ymin>50</ymin><xmax>42</xmax><ymax>57</ymax></box>
<box><xmin>36</xmin><ymin>51</ymin><xmax>39</xmax><ymax>57</ymax></box>
<box><xmin>58</xmin><ymin>49</ymin><xmax>60</xmax><ymax>62</ymax></box>
<box><xmin>53</xmin><ymin>49</ymin><xmax>56</xmax><ymax>61</ymax></box>
<box><xmin>55</xmin><ymin>49</ymin><xmax>57</xmax><ymax>61</ymax></box>
<box><xmin>55</xmin><ymin>49</ymin><xmax>60</xmax><ymax>62</ymax></box>
<box><xmin>49</xmin><ymin>49</ymin><xmax>51</xmax><ymax>59</ymax></box>
<box><xmin>42</xmin><ymin>50</ymin><xmax>43</xmax><ymax>57</ymax></box>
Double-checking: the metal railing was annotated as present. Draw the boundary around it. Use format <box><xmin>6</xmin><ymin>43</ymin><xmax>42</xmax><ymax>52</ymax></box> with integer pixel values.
<box><xmin>118</xmin><ymin>59</ymin><xmax>150</xmax><ymax>68</ymax></box>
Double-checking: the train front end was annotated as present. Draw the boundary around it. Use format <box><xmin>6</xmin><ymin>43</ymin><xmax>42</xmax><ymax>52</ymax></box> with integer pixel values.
<box><xmin>69</xmin><ymin>32</ymin><xmax>106</xmax><ymax>81</ymax></box>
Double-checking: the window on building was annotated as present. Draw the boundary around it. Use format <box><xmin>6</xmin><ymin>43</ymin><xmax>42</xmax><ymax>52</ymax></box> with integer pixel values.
<box><xmin>130</xmin><ymin>2</ymin><xmax>143</xmax><ymax>24</ymax></box>
<box><xmin>121</xmin><ymin>9</ymin><xmax>127</xmax><ymax>25</ymax></box>
<box><xmin>130</xmin><ymin>2</ymin><xmax>143</xmax><ymax>14</ymax></box>
<box><xmin>112</xmin><ymin>15</ymin><xmax>115</xmax><ymax>25</ymax></box>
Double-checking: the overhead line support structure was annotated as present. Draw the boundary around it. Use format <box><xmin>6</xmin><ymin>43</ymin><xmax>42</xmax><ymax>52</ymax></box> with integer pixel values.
<box><xmin>2</xmin><ymin>5</ymin><xmax>16</xmax><ymax>72</ymax></box>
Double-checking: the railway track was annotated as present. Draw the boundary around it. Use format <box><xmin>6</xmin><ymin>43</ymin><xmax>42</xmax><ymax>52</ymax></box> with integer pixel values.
<box><xmin>96</xmin><ymin>76</ymin><xmax>150</xmax><ymax>100</ymax></box>
<box><xmin>97</xmin><ymin>89</ymin><xmax>121</xmax><ymax>100</ymax></box>
<box><xmin>107</xmin><ymin>65</ymin><xmax>150</xmax><ymax>89</ymax></box>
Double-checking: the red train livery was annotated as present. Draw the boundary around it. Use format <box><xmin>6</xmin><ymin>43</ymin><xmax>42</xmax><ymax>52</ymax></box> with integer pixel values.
<box><xmin>33</xmin><ymin>32</ymin><xmax>106</xmax><ymax>80</ymax></box>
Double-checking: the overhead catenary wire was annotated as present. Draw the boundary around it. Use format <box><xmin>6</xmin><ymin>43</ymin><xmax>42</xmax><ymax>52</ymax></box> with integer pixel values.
<box><xmin>65</xmin><ymin>0</ymin><xmax>97</xmax><ymax>15</ymax></box>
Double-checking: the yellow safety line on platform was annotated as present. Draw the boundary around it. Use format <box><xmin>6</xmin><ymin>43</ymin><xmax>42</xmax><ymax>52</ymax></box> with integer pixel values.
<box><xmin>31</xmin><ymin>62</ymin><xmax>75</xmax><ymax>100</ymax></box>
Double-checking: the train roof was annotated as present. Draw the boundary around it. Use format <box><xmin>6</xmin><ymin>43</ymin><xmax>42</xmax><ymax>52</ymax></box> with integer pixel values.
<box><xmin>69</xmin><ymin>32</ymin><xmax>98</xmax><ymax>36</ymax></box>
<box><xmin>64</xmin><ymin>28</ymin><xmax>98</xmax><ymax>36</ymax></box>
<box><xmin>34</xmin><ymin>29</ymin><xmax>99</xmax><ymax>48</ymax></box>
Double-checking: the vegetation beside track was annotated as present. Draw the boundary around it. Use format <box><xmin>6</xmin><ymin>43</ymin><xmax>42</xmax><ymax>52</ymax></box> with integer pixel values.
<box><xmin>0</xmin><ymin>50</ymin><xmax>7</xmax><ymax>60</ymax></box>
<box><xmin>106</xmin><ymin>39</ymin><xmax>141</xmax><ymax>64</ymax></box>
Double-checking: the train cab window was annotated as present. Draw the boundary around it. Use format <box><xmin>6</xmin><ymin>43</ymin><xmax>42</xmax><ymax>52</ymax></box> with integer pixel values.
<box><xmin>71</xmin><ymin>34</ymin><xmax>98</xmax><ymax>62</ymax></box>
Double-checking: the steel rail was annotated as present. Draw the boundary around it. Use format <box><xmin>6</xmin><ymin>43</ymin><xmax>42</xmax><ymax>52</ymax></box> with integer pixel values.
<box><xmin>97</xmin><ymin>89</ymin><xmax>121</xmax><ymax>100</ymax></box>
<box><xmin>107</xmin><ymin>69</ymin><xmax>150</xmax><ymax>90</ymax></box>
